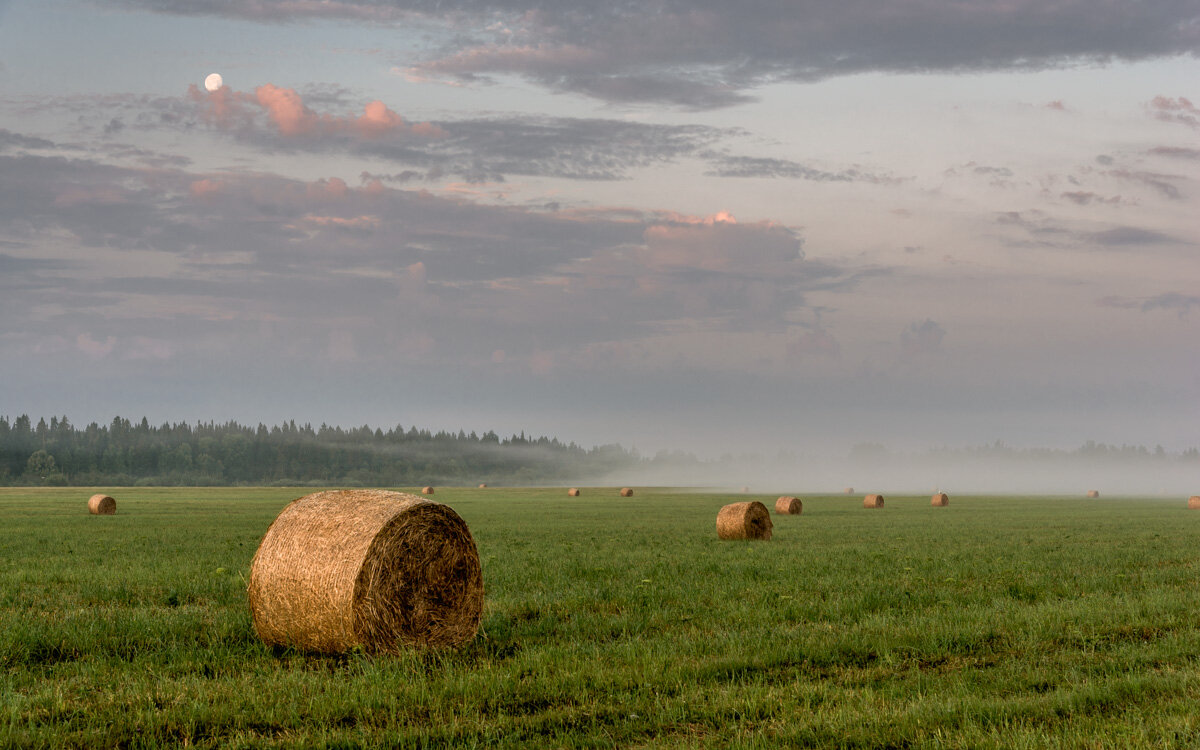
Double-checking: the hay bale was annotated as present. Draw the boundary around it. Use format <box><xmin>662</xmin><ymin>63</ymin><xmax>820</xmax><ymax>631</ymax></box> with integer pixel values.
<box><xmin>1188</xmin><ymin>496</ymin><xmax>1200</xmax><ymax>510</ymax></box>
<box><xmin>716</xmin><ymin>501</ymin><xmax>773</xmax><ymax>540</ymax></box>
<box><xmin>1087</xmin><ymin>490</ymin><xmax>1100</xmax><ymax>498</ymax></box>
<box><xmin>477</xmin><ymin>483</ymin><xmax>487</xmax><ymax>489</ymax></box>
<box><xmin>774</xmin><ymin>496</ymin><xmax>802</xmax><ymax>514</ymax></box>
<box><xmin>422</xmin><ymin>486</ymin><xmax>435</xmax><ymax>495</ymax></box>
<box><xmin>619</xmin><ymin>487</ymin><xmax>634</xmax><ymax>497</ymax></box>
<box><xmin>931</xmin><ymin>492</ymin><xmax>949</xmax><ymax>507</ymax></box>
<box><xmin>247</xmin><ymin>489</ymin><xmax>483</xmax><ymax>653</ymax></box>
<box><xmin>568</xmin><ymin>488</ymin><xmax>581</xmax><ymax>497</ymax></box>
<box><xmin>843</xmin><ymin>487</ymin><xmax>854</xmax><ymax>494</ymax></box>
<box><xmin>88</xmin><ymin>493</ymin><xmax>116</xmax><ymax>515</ymax></box>
<box><xmin>863</xmin><ymin>494</ymin><xmax>884</xmax><ymax>509</ymax></box>
<box><xmin>740</xmin><ymin>486</ymin><xmax>750</xmax><ymax>493</ymax></box>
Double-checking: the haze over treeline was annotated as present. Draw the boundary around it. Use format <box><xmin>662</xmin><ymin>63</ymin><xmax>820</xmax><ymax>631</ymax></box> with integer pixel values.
<box><xmin>1</xmin><ymin>414</ymin><xmax>1197</xmax><ymax>494</ymax></box>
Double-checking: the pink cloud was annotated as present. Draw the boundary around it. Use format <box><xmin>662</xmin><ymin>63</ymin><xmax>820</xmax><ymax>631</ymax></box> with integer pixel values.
<box><xmin>54</xmin><ymin>186</ymin><xmax>130</xmax><ymax>207</ymax></box>
<box><xmin>1149</xmin><ymin>96</ymin><xmax>1199</xmax><ymax>129</ymax></box>
<box><xmin>789</xmin><ymin>329</ymin><xmax>840</xmax><ymax>359</ymax></box>
<box><xmin>188</xmin><ymin>178</ymin><xmax>225</xmax><ymax>201</ymax></box>
<box><xmin>193</xmin><ymin>82</ymin><xmax>444</xmax><ymax>139</ymax></box>
<box><xmin>76</xmin><ymin>333</ymin><xmax>116</xmax><ymax>359</ymax></box>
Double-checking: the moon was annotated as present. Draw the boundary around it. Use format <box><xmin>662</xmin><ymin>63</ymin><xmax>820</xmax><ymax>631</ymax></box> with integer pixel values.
<box><xmin>204</xmin><ymin>73</ymin><xmax>223</xmax><ymax>92</ymax></box>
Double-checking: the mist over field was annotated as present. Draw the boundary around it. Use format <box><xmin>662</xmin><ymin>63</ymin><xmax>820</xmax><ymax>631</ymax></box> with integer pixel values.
<box><xmin>614</xmin><ymin>446</ymin><xmax>1200</xmax><ymax>496</ymax></box>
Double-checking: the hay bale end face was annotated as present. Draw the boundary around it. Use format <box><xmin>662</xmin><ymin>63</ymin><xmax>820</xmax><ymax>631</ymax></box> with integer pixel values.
<box><xmin>863</xmin><ymin>494</ymin><xmax>885</xmax><ymax>509</ymax></box>
<box><xmin>1087</xmin><ymin>490</ymin><xmax>1100</xmax><ymax>498</ymax></box>
<box><xmin>422</xmin><ymin>486</ymin><xmax>435</xmax><ymax>495</ymax></box>
<box><xmin>619</xmin><ymin>487</ymin><xmax>634</xmax><ymax>497</ymax></box>
<box><xmin>717</xmin><ymin>501</ymin><xmax>773</xmax><ymax>540</ymax></box>
<box><xmin>88</xmin><ymin>494</ymin><xmax>116</xmax><ymax>515</ymax></box>
<box><xmin>1188</xmin><ymin>496</ymin><xmax>1200</xmax><ymax>510</ymax></box>
<box><xmin>477</xmin><ymin>484</ymin><xmax>487</xmax><ymax>489</ymax></box>
<box><xmin>774</xmin><ymin>496</ymin><xmax>802</xmax><ymax>515</ymax></box>
<box><xmin>247</xmin><ymin>489</ymin><xmax>483</xmax><ymax>654</ymax></box>
<box><xmin>931</xmin><ymin>492</ymin><xmax>949</xmax><ymax>507</ymax></box>
<box><xmin>567</xmin><ymin>488</ymin><xmax>581</xmax><ymax>497</ymax></box>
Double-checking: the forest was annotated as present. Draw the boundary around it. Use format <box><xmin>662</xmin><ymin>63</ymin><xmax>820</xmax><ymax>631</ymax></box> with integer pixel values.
<box><xmin>0</xmin><ymin>415</ymin><xmax>646</xmax><ymax>487</ymax></box>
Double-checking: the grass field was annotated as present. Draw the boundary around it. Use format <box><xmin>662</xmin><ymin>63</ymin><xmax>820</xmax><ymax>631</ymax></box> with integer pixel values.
<box><xmin>4</xmin><ymin>486</ymin><xmax>1200</xmax><ymax>748</ymax></box>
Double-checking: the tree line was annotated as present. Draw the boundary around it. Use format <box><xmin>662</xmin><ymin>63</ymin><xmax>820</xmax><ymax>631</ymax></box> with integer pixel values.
<box><xmin>0</xmin><ymin>415</ymin><xmax>646</xmax><ymax>487</ymax></box>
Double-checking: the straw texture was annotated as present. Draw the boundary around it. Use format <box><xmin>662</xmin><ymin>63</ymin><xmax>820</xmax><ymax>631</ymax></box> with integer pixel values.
<box><xmin>248</xmin><ymin>489</ymin><xmax>483</xmax><ymax>653</ymax></box>
<box><xmin>931</xmin><ymin>493</ymin><xmax>949</xmax><ymax>507</ymax></box>
<box><xmin>1188</xmin><ymin>496</ymin><xmax>1200</xmax><ymax>510</ymax></box>
<box><xmin>88</xmin><ymin>494</ymin><xmax>116</xmax><ymax>515</ymax></box>
<box><xmin>774</xmin><ymin>496</ymin><xmax>802</xmax><ymax>514</ymax></box>
<box><xmin>422</xmin><ymin>486</ymin><xmax>435</xmax><ymax>495</ymax></box>
<box><xmin>716</xmin><ymin>501</ymin><xmax>773</xmax><ymax>540</ymax></box>
<box><xmin>863</xmin><ymin>494</ymin><xmax>885</xmax><ymax>509</ymax></box>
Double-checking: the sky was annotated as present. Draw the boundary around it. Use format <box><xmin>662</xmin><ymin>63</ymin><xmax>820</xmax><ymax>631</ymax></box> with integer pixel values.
<box><xmin>0</xmin><ymin>0</ymin><xmax>1198</xmax><ymax>463</ymax></box>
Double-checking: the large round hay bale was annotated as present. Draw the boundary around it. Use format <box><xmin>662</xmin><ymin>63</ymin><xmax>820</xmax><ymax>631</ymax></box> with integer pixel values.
<box><xmin>422</xmin><ymin>486</ymin><xmax>435</xmax><ymax>495</ymax></box>
<box><xmin>247</xmin><ymin>489</ymin><xmax>483</xmax><ymax>653</ymax></box>
<box><xmin>1188</xmin><ymin>496</ymin><xmax>1200</xmax><ymax>510</ymax></box>
<box><xmin>775</xmin><ymin>496</ymin><xmax>802</xmax><ymax>514</ymax></box>
<box><xmin>843</xmin><ymin>487</ymin><xmax>854</xmax><ymax>494</ymax></box>
<box><xmin>863</xmin><ymin>494</ymin><xmax>884</xmax><ymax>509</ymax></box>
<box><xmin>88</xmin><ymin>493</ymin><xmax>116</xmax><ymax>515</ymax></box>
<box><xmin>931</xmin><ymin>492</ymin><xmax>949</xmax><ymax>507</ymax></box>
<box><xmin>716</xmin><ymin>501</ymin><xmax>773</xmax><ymax>540</ymax></box>
<box><xmin>619</xmin><ymin>487</ymin><xmax>633</xmax><ymax>497</ymax></box>
<box><xmin>568</xmin><ymin>488</ymin><xmax>581</xmax><ymax>497</ymax></box>
<box><xmin>1086</xmin><ymin>490</ymin><xmax>1100</xmax><ymax>498</ymax></box>
<box><xmin>477</xmin><ymin>483</ymin><xmax>487</xmax><ymax>489</ymax></box>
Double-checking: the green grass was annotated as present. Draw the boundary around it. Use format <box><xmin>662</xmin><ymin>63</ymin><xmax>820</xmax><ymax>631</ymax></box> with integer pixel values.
<box><xmin>4</xmin><ymin>487</ymin><xmax>1200</xmax><ymax>748</ymax></box>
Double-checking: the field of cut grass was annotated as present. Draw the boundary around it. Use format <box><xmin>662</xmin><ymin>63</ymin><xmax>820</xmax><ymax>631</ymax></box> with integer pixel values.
<box><xmin>4</xmin><ymin>486</ymin><xmax>1200</xmax><ymax>748</ymax></box>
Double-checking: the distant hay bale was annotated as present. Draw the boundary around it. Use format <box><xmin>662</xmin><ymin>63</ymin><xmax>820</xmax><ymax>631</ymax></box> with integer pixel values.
<box><xmin>620</xmin><ymin>488</ymin><xmax>634</xmax><ymax>497</ymax></box>
<box><xmin>247</xmin><ymin>489</ymin><xmax>483</xmax><ymax>654</ymax></box>
<box><xmin>774</xmin><ymin>496</ymin><xmax>802</xmax><ymax>515</ymax></box>
<box><xmin>422</xmin><ymin>486</ymin><xmax>435</xmax><ymax>495</ymax></box>
<box><xmin>1188</xmin><ymin>496</ymin><xmax>1200</xmax><ymax>510</ymax></box>
<box><xmin>863</xmin><ymin>494</ymin><xmax>885</xmax><ymax>509</ymax></box>
<box><xmin>716</xmin><ymin>501</ymin><xmax>773</xmax><ymax>540</ymax></box>
<box><xmin>1087</xmin><ymin>490</ymin><xmax>1100</xmax><ymax>498</ymax></box>
<box><xmin>844</xmin><ymin>487</ymin><xmax>854</xmax><ymax>494</ymax></box>
<box><xmin>477</xmin><ymin>484</ymin><xmax>487</xmax><ymax>489</ymax></box>
<box><xmin>568</xmin><ymin>488</ymin><xmax>581</xmax><ymax>497</ymax></box>
<box><xmin>88</xmin><ymin>493</ymin><xmax>116</xmax><ymax>515</ymax></box>
<box><xmin>741</xmin><ymin>486</ymin><xmax>750</xmax><ymax>493</ymax></box>
<box><xmin>931</xmin><ymin>492</ymin><xmax>949</xmax><ymax>507</ymax></box>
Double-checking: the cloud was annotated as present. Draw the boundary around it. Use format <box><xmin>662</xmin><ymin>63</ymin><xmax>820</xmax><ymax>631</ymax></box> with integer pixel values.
<box><xmin>184</xmin><ymin>85</ymin><xmax>729</xmax><ymax>180</ymax></box>
<box><xmin>1149</xmin><ymin>96</ymin><xmax>1200</xmax><ymax>129</ymax></box>
<box><xmin>189</xmin><ymin>82</ymin><xmax>445</xmax><ymax>139</ymax></box>
<box><xmin>703</xmin><ymin>154</ymin><xmax>891</xmax><ymax>182</ymax></box>
<box><xmin>0</xmin><ymin>151</ymin><xmax>875</xmax><ymax>380</ymax></box>
<box><xmin>900</xmin><ymin>319</ymin><xmax>945</xmax><ymax>358</ymax></box>
<box><xmin>1099</xmin><ymin>292</ymin><xmax>1200</xmax><ymax>317</ymax></box>
<box><xmin>1148</xmin><ymin>146</ymin><xmax>1200</xmax><ymax>160</ymax></box>
<box><xmin>107</xmin><ymin>1</ymin><xmax>1200</xmax><ymax>108</ymax></box>
<box><xmin>1089</xmin><ymin>226</ymin><xmax>1177</xmax><ymax>246</ymax></box>
<box><xmin>0</xmin><ymin>128</ymin><xmax>55</xmax><ymax>151</ymax></box>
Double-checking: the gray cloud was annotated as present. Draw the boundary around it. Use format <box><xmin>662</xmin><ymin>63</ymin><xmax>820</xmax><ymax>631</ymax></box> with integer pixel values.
<box><xmin>1099</xmin><ymin>292</ymin><xmax>1200</xmax><ymax>316</ymax></box>
<box><xmin>0</xmin><ymin>128</ymin><xmax>55</xmax><ymax>151</ymax></box>
<box><xmin>0</xmin><ymin>149</ymin><xmax>872</xmax><ymax>377</ymax></box>
<box><xmin>104</xmin><ymin>1</ymin><xmax>1200</xmax><ymax>108</ymax></box>
<box><xmin>1089</xmin><ymin>226</ymin><xmax>1177</xmax><ymax>246</ymax></box>
<box><xmin>1148</xmin><ymin>146</ymin><xmax>1200</xmax><ymax>160</ymax></box>
<box><xmin>702</xmin><ymin>154</ymin><xmax>890</xmax><ymax>182</ymax></box>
